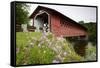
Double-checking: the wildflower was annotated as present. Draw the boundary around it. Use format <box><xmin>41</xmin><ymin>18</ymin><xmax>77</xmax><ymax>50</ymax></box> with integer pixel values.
<box><xmin>46</xmin><ymin>38</ymin><xmax>49</xmax><ymax>43</ymax></box>
<box><xmin>27</xmin><ymin>42</ymin><xmax>34</xmax><ymax>48</ymax></box>
<box><xmin>57</xmin><ymin>35</ymin><xmax>65</xmax><ymax>41</ymax></box>
<box><xmin>32</xmin><ymin>37</ymin><xmax>37</xmax><ymax>41</ymax></box>
<box><xmin>42</xmin><ymin>30</ymin><xmax>47</xmax><ymax>36</ymax></box>
<box><xmin>38</xmin><ymin>44</ymin><xmax>41</xmax><ymax>47</ymax></box>
<box><xmin>30</xmin><ymin>42</ymin><xmax>34</xmax><ymax>45</ymax></box>
<box><xmin>38</xmin><ymin>40</ymin><xmax>43</xmax><ymax>47</ymax></box>
<box><xmin>40</xmin><ymin>35</ymin><xmax>45</xmax><ymax>40</ymax></box>
<box><xmin>41</xmin><ymin>45</ymin><xmax>45</xmax><ymax>48</ymax></box>
<box><xmin>29</xmin><ymin>45</ymin><xmax>34</xmax><ymax>48</ymax></box>
<box><xmin>52</xmin><ymin>60</ymin><xmax>60</xmax><ymax>63</ymax></box>
<box><xmin>53</xmin><ymin>47</ymin><xmax>58</xmax><ymax>53</ymax></box>
<box><xmin>48</xmin><ymin>42</ymin><xmax>52</xmax><ymax>46</ymax></box>
<box><xmin>57</xmin><ymin>55</ymin><xmax>62</xmax><ymax>60</ymax></box>
<box><xmin>56</xmin><ymin>45</ymin><xmax>62</xmax><ymax>50</ymax></box>
<box><xmin>16</xmin><ymin>48</ymin><xmax>19</xmax><ymax>53</ymax></box>
<box><xmin>43</xmin><ymin>50</ymin><xmax>46</xmax><ymax>53</ymax></box>
<box><xmin>63</xmin><ymin>52</ymin><xmax>68</xmax><ymax>56</ymax></box>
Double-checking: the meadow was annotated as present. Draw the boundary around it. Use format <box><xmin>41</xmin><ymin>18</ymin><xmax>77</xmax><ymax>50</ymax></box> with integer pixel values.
<box><xmin>16</xmin><ymin>32</ymin><xmax>96</xmax><ymax>65</ymax></box>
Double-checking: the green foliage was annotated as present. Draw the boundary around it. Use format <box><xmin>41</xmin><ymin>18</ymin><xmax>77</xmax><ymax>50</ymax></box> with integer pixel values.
<box><xmin>28</xmin><ymin>44</ymin><xmax>55</xmax><ymax>64</ymax></box>
<box><xmin>62</xmin><ymin>41</ymin><xmax>84</xmax><ymax>62</ymax></box>
<box><xmin>16</xmin><ymin>32</ymin><xmax>55</xmax><ymax>65</ymax></box>
<box><xmin>78</xmin><ymin>21</ymin><xmax>84</xmax><ymax>24</ymax></box>
<box><xmin>16</xmin><ymin>3</ymin><xmax>30</xmax><ymax>24</ymax></box>
<box><xmin>16</xmin><ymin>32</ymin><xmax>86</xmax><ymax>65</ymax></box>
<box><xmin>16</xmin><ymin>32</ymin><xmax>42</xmax><ymax>48</ymax></box>
<box><xmin>79</xmin><ymin>21</ymin><xmax>96</xmax><ymax>44</ymax></box>
<box><xmin>85</xmin><ymin>43</ymin><xmax>96</xmax><ymax>61</ymax></box>
<box><xmin>84</xmin><ymin>23</ymin><xmax>96</xmax><ymax>43</ymax></box>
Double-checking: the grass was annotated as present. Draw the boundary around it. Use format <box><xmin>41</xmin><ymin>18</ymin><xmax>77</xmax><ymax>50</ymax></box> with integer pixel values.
<box><xmin>16</xmin><ymin>32</ymin><xmax>56</xmax><ymax>65</ymax></box>
<box><xmin>16</xmin><ymin>32</ymin><xmax>42</xmax><ymax>48</ymax></box>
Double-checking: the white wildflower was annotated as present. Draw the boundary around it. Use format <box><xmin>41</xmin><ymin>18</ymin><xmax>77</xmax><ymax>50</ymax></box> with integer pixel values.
<box><xmin>52</xmin><ymin>60</ymin><xmax>60</xmax><ymax>63</ymax></box>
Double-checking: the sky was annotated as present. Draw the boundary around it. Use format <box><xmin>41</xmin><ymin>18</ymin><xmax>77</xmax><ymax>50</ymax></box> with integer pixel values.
<box><xmin>28</xmin><ymin>3</ymin><xmax>97</xmax><ymax>23</ymax></box>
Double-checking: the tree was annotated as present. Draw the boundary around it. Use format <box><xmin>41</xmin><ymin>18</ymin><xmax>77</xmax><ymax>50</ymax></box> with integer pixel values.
<box><xmin>78</xmin><ymin>21</ymin><xmax>84</xmax><ymax>24</ymax></box>
<box><xmin>85</xmin><ymin>22</ymin><xmax>96</xmax><ymax>44</ymax></box>
<box><xmin>79</xmin><ymin>21</ymin><xmax>96</xmax><ymax>45</ymax></box>
<box><xmin>16</xmin><ymin>3</ymin><xmax>30</xmax><ymax>24</ymax></box>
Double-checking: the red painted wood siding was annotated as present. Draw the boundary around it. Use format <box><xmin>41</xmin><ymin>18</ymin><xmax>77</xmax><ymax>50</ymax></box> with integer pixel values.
<box><xmin>50</xmin><ymin>14</ymin><xmax>87</xmax><ymax>37</ymax></box>
<box><xmin>51</xmin><ymin>14</ymin><xmax>62</xmax><ymax>36</ymax></box>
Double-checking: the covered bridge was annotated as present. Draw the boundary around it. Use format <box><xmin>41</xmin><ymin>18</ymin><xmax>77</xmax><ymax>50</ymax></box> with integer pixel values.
<box><xmin>29</xmin><ymin>6</ymin><xmax>88</xmax><ymax>38</ymax></box>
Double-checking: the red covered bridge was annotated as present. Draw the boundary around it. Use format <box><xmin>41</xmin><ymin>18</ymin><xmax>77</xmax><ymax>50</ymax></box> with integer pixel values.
<box><xmin>29</xmin><ymin>6</ymin><xmax>88</xmax><ymax>38</ymax></box>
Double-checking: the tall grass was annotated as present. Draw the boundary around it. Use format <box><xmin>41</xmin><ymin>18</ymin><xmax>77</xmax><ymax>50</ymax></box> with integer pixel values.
<box><xmin>16</xmin><ymin>32</ymin><xmax>96</xmax><ymax>65</ymax></box>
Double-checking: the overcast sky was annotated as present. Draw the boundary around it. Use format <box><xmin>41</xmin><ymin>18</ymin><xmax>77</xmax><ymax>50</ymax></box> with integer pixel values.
<box><xmin>28</xmin><ymin>3</ymin><xmax>96</xmax><ymax>23</ymax></box>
